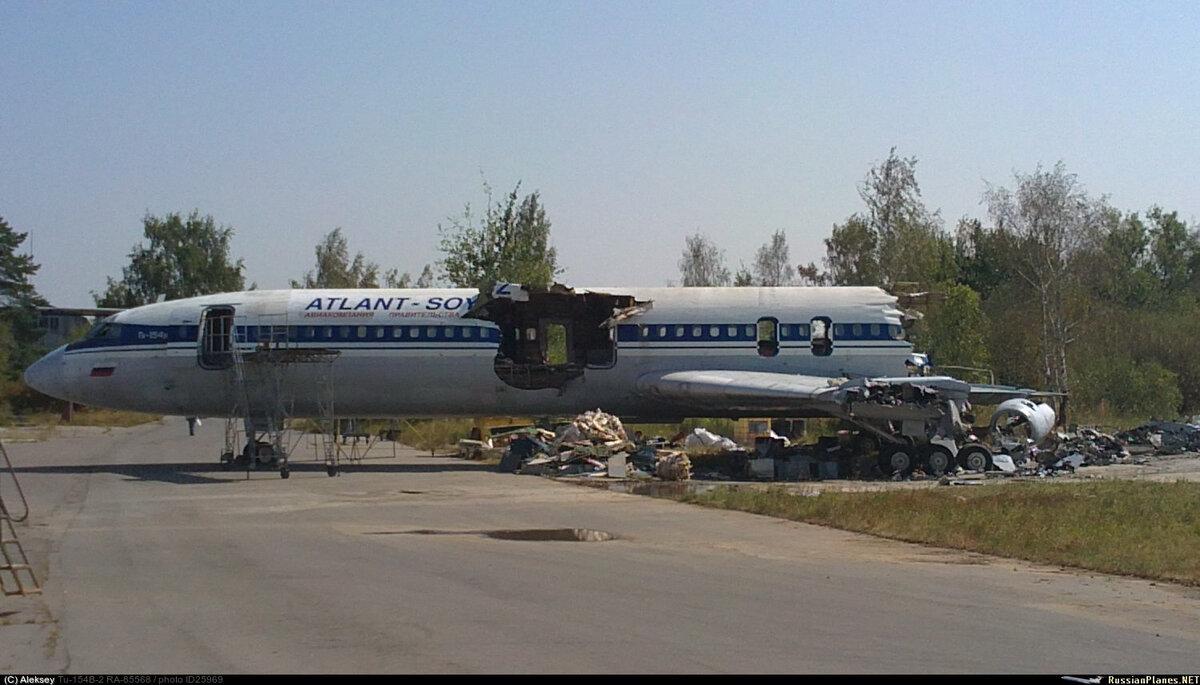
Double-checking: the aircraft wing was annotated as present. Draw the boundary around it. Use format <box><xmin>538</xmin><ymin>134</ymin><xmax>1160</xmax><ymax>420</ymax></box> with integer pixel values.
<box><xmin>634</xmin><ymin>370</ymin><xmax>1000</xmax><ymax>423</ymax></box>
<box><xmin>966</xmin><ymin>383</ymin><xmax>1054</xmax><ymax>404</ymax></box>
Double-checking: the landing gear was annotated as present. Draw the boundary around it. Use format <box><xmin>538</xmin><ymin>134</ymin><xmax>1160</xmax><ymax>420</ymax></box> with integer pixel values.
<box><xmin>878</xmin><ymin>443</ymin><xmax>916</xmax><ymax>477</ymax></box>
<box><xmin>957</xmin><ymin>444</ymin><xmax>993</xmax><ymax>472</ymax></box>
<box><xmin>325</xmin><ymin>462</ymin><xmax>338</xmax><ymax>477</ymax></box>
<box><xmin>922</xmin><ymin>445</ymin><xmax>955</xmax><ymax>476</ymax></box>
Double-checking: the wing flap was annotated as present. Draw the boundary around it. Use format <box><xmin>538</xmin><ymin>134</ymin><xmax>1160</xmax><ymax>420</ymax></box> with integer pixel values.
<box><xmin>634</xmin><ymin>370</ymin><xmax>842</xmax><ymax>414</ymax></box>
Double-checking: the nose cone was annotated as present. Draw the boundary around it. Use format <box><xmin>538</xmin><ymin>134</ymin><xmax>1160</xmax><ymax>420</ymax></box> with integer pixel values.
<box><xmin>24</xmin><ymin>347</ymin><xmax>67</xmax><ymax>400</ymax></box>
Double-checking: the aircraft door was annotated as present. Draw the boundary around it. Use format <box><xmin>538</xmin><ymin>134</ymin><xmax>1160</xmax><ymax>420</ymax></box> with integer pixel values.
<box><xmin>199</xmin><ymin>306</ymin><xmax>236</xmax><ymax>369</ymax></box>
<box><xmin>810</xmin><ymin>317</ymin><xmax>833</xmax><ymax>356</ymax></box>
<box><xmin>756</xmin><ymin>317</ymin><xmax>779</xmax><ymax>357</ymax></box>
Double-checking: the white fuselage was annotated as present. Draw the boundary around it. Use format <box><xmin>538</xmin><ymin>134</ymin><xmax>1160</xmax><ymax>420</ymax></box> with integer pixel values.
<box><xmin>26</xmin><ymin>285</ymin><xmax>915</xmax><ymax>421</ymax></box>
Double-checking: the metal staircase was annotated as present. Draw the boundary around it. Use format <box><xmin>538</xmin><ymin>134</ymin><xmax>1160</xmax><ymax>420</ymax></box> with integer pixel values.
<box><xmin>0</xmin><ymin>440</ymin><xmax>40</xmax><ymax>596</ymax></box>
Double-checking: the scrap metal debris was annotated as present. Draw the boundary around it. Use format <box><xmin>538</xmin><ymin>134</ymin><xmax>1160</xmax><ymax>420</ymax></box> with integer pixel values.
<box><xmin>490</xmin><ymin>408</ymin><xmax>1193</xmax><ymax>484</ymax></box>
<box><xmin>498</xmin><ymin>409</ymin><xmax>694</xmax><ymax>481</ymax></box>
<box><xmin>1117</xmin><ymin>420</ymin><xmax>1200</xmax><ymax>454</ymax></box>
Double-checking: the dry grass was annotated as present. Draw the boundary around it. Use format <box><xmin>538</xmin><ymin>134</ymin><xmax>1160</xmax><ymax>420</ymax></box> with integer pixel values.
<box><xmin>681</xmin><ymin>479</ymin><xmax>1200</xmax><ymax>585</ymax></box>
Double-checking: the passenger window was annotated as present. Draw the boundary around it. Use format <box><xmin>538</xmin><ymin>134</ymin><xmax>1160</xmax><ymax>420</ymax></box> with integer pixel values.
<box><xmin>463</xmin><ymin>327</ymin><xmax>473</xmax><ymax>338</ymax></box>
<box><xmin>427</xmin><ymin>327</ymin><xmax>438</xmax><ymax>338</ymax></box>
<box><xmin>674</xmin><ymin>326</ymin><xmax>685</xmax><ymax>338</ymax></box>
<box><xmin>445</xmin><ymin>327</ymin><xmax>455</xmax><ymax>338</ymax></box>
<box><xmin>710</xmin><ymin>326</ymin><xmax>720</xmax><ymax>338</ymax></box>
<box><xmin>727</xmin><ymin>325</ymin><xmax>738</xmax><ymax>338</ymax></box>
<box><xmin>852</xmin><ymin>324</ymin><xmax>862</xmax><ymax>338</ymax></box>
<box><xmin>357</xmin><ymin>326</ymin><xmax>367</xmax><ymax>338</ymax></box>
<box><xmin>657</xmin><ymin>326</ymin><xmax>667</xmax><ymax>338</ymax></box>
<box><xmin>691</xmin><ymin>325</ymin><xmax>702</xmax><ymax>337</ymax></box>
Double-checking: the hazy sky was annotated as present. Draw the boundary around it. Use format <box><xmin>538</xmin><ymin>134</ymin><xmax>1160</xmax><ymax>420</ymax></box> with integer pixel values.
<box><xmin>4</xmin><ymin>0</ymin><xmax>1198</xmax><ymax>306</ymax></box>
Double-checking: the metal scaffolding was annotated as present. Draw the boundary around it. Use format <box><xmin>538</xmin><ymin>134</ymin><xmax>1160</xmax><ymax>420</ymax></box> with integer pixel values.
<box><xmin>221</xmin><ymin>319</ymin><xmax>340</xmax><ymax>478</ymax></box>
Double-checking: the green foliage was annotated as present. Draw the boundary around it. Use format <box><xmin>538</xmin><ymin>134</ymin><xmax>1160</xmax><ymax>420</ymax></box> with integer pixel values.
<box><xmin>0</xmin><ymin>216</ymin><xmax>50</xmax><ymax>413</ymax></box>
<box><xmin>823</xmin><ymin>149</ymin><xmax>956</xmax><ymax>289</ymax></box>
<box><xmin>437</xmin><ymin>180</ymin><xmax>560</xmax><ymax>290</ymax></box>
<box><xmin>910</xmin><ymin>283</ymin><xmax>990</xmax><ymax>369</ymax></box>
<box><xmin>981</xmin><ymin>163</ymin><xmax>1109</xmax><ymax>394</ymax></box>
<box><xmin>1073</xmin><ymin>355</ymin><xmax>1181</xmax><ymax>419</ymax></box>
<box><xmin>293</xmin><ymin>227</ymin><xmax>380</xmax><ymax>288</ymax></box>
<box><xmin>96</xmin><ymin>211</ymin><xmax>245</xmax><ymax>307</ymax></box>
<box><xmin>397</xmin><ymin>418</ymin><xmax>475</xmax><ymax>455</ymax></box>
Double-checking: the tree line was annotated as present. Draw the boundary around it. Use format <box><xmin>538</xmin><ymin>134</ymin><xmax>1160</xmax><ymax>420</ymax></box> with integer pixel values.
<box><xmin>677</xmin><ymin>150</ymin><xmax>1199</xmax><ymax>419</ymax></box>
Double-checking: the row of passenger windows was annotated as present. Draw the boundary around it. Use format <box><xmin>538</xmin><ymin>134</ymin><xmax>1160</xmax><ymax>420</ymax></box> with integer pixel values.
<box><xmin>633</xmin><ymin>323</ymin><xmax>903</xmax><ymax>341</ymax></box>
<box><xmin>191</xmin><ymin>324</ymin><xmax>497</xmax><ymax>342</ymax></box>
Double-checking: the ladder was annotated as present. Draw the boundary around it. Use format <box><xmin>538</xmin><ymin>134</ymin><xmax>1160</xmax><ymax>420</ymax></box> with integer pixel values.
<box><xmin>0</xmin><ymin>441</ymin><xmax>40</xmax><ymax>596</ymax></box>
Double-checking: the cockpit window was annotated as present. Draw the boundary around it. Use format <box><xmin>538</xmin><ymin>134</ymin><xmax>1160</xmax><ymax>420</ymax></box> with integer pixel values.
<box><xmin>65</xmin><ymin>319</ymin><xmax>122</xmax><ymax>351</ymax></box>
<box><xmin>89</xmin><ymin>322</ymin><xmax>122</xmax><ymax>340</ymax></box>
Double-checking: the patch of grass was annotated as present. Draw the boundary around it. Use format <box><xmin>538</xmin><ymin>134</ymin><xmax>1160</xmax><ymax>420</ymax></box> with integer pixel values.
<box><xmin>681</xmin><ymin>480</ymin><xmax>1200</xmax><ymax>585</ymax></box>
<box><xmin>7</xmin><ymin>409</ymin><xmax>161</xmax><ymax>429</ymax></box>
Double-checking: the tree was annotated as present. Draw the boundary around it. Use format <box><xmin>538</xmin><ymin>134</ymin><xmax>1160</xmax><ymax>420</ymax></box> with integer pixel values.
<box><xmin>732</xmin><ymin>263</ymin><xmax>754</xmax><ymax>287</ymax></box>
<box><xmin>752</xmin><ymin>230</ymin><xmax>794</xmax><ymax>286</ymax></box>
<box><xmin>415</xmin><ymin>264</ymin><xmax>435</xmax><ymax>288</ymax></box>
<box><xmin>983</xmin><ymin>162</ymin><xmax>1108</xmax><ymax>395</ymax></box>
<box><xmin>913</xmin><ymin>283</ymin><xmax>989</xmax><ymax>370</ymax></box>
<box><xmin>0</xmin><ymin>216</ymin><xmax>51</xmax><ymax>412</ymax></box>
<box><xmin>97</xmin><ymin>211</ymin><xmax>245</xmax><ymax>307</ymax></box>
<box><xmin>1145</xmin><ymin>206</ymin><xmax>1200</xmax><ymax>297</ymax></box>
<box><xmin>292</xmin><ymin>228</ymin><xmax>380</xmax><ymax>288</ymax></box>
<box><xmin>678</xmin><ymin>232</ymin><xmax>731</xmax><ymax>286</ymax></box>
<box><xmin>823</xmin><ymin>149</ymin><xmax>955</xmax><ymax>289</ymax></box>
<box><xmin>437</xmin><ymin>181</ymin><xmax>560</xmax><ymax>289</ymax></box>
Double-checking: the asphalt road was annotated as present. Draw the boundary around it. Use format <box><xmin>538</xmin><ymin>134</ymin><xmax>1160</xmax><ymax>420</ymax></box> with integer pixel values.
<box><xmin>2</xmin><ymin>418</ymin><xmax>1198</xmax><ymax>673</ymax></box>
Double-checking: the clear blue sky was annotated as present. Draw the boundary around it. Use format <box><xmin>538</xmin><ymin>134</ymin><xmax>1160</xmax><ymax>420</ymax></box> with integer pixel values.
<box><xmin>4</xmin><ymin>0</ymin><xmax>1198</xmax><ymax>306</ymax></box>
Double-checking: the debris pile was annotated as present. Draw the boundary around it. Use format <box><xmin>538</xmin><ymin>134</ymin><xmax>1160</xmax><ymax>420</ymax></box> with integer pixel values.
<box><xmin>498</xmin><ymin>409</ymin><xmax>695</xmax><ymax>481</ymax></box>
<box><xmin>654</xmin><ymin>451</ymin><xmax>694</xmax><ymax>481</ymax></box>
<box><xmin>1047</xmin><ymin>427</ymin><xmax>1130</xmax><ymax>467</ymax></box>
<box><xmin>1116</xmin><ymin>421</ymin><xmax>1200</xmax><ymax>454</ymax></box>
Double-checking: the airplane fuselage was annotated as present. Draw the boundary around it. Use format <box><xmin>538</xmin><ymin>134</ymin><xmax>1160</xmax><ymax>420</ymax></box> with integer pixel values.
<box><xmin>27</xmin><ymin>285</ymin><xmax>915</xmax><ymax>421</ymax></box>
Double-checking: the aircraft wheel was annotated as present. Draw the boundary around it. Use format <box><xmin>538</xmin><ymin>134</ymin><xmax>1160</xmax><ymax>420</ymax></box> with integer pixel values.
<box><xmin>326</xmin><ymin>464</ymin><xmax>338</xmax><ymax>477</ymax></box>
<box><xmin>957</xmin><ymin>445</ymin><xmax>993</xmax><ymax>472</ymax></box>
<box><xmin>280</xmin><ymin>467</ymin><xmax>290</xmax><ymax>479</ymax></box>
<box><xmin>254</xmin><ymin>442</ymin><xmax>278</xmax><ymax>466</ymax></box>
<box><xmin>923</xmin><ymin>445</ymin><xmax>954</xmax><ymax>475</ymax></box>
<box><xmin>878</xmin><ymin>444</ymin><xmax>915</xmax><ymax>476</ymax></box>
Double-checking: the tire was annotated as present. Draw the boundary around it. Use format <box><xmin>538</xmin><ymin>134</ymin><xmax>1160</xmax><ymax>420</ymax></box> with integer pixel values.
<box><xmin>957</xmin><ymin>445</ymin><xmax>993</xmax><ymax>472</ymax></box>
<box><xmin>878</xmin><ymin>445</ymin><xmax>915</xmax><ymax>476</ymax></box>
<box><xmin>254</xmin><ymin>442</ymin><xmax>277</xmax><ymax>466</ymax></box>
<box><xmin>924</xmin><ymin>445</ymin><xmax>954</xmax><ymax>475</ymax></box>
